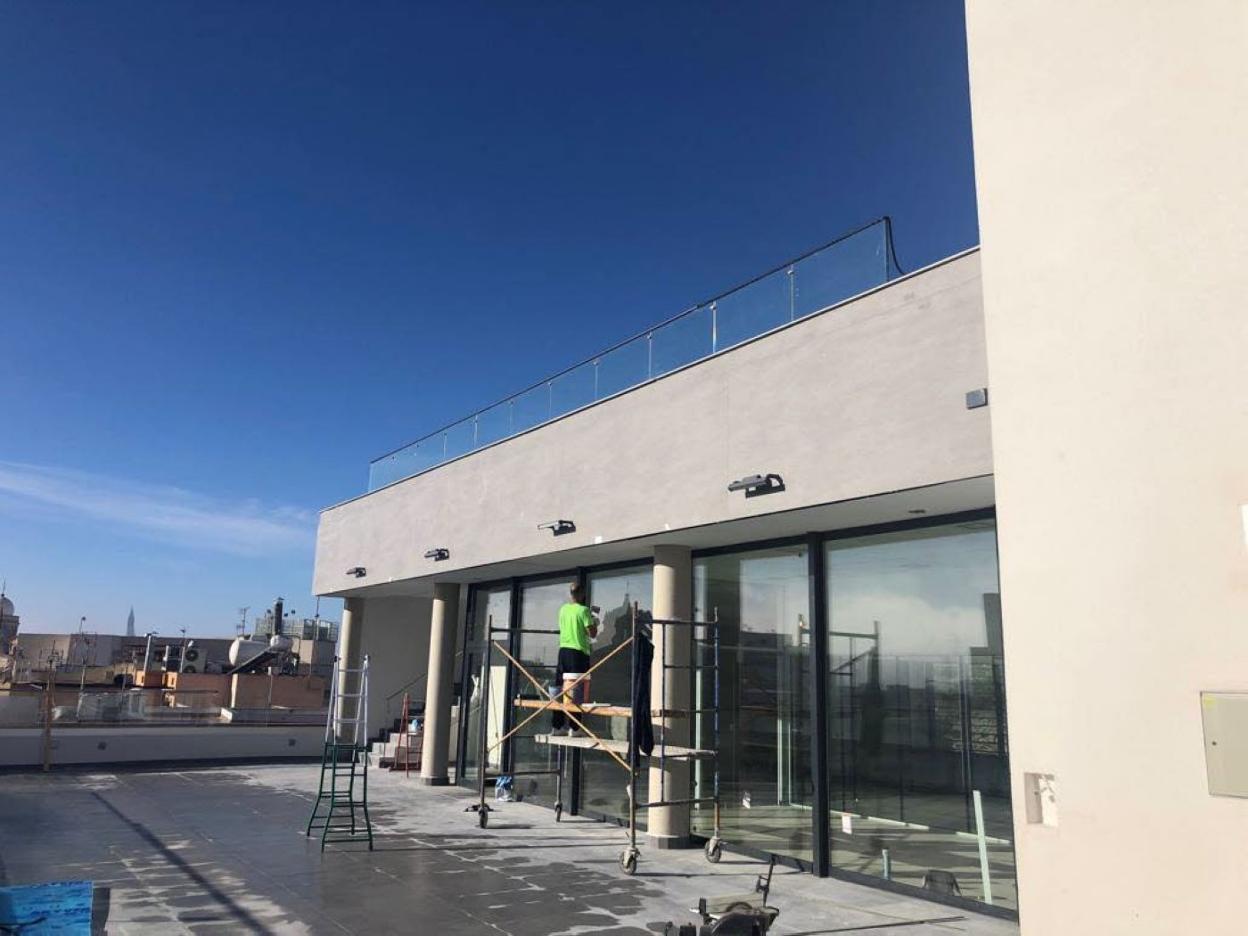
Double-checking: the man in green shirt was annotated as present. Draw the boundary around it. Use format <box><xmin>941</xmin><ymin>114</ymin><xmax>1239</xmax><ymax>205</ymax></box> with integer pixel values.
<box><xmin>552</xmin><ymin>583</ymin><xmax>597</xmax><ymax>732</ymax></box>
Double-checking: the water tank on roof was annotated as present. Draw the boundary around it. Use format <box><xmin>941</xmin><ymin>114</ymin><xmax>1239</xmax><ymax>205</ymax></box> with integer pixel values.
<box><xmin>228</xmin><ymin>637</ymin><xmax>267</xmax><ymax>667</ymax></box>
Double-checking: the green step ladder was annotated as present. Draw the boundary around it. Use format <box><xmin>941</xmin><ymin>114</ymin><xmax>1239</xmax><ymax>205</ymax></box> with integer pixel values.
<box><xmin>306</xmin><ymin>654</ymin><xmax>374</xmax><ymax>850</ymax></box>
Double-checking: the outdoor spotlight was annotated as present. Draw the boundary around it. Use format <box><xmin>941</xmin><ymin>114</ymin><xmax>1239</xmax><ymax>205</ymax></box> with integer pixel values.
<box><xmin>537</xmin><ymin>519</ymin><xmax>576</xmax><ymax>536</ymax></box>
<box><xmin>346</xmin><ymin>566</ymin><xmax>367</xmax><ymax>578</ymax></box>
<box><xmin>726</xmin><ymin>473</ymin><xmax>785</xmax><ymax>497</ymax></box>
<box><xmin>424</xmin><ymin>548</ymin><xmax>450</xmax><ymax>561</ymax></box>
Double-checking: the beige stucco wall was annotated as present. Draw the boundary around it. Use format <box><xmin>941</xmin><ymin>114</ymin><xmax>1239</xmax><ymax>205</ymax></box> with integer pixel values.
<box><xmin>965</xmin><ymin>2</ymin><xmax>1248</xmax><ymax>932</ymax></box>
<box><xmin>315</xmin><ymin>251</ymin><xmax>991</xmax><ymax>595</ymax></box>
<box><xmin>358</xmin><ymin>595</ymin><xmax>433</xmax><ymax>738</ymax></box>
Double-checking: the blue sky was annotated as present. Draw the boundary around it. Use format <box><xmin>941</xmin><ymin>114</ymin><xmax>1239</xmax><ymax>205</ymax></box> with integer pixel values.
<box><xmin>0</xmin><ymin>1</ymin><xmax>978</xmax><ymax>636</ymax></box>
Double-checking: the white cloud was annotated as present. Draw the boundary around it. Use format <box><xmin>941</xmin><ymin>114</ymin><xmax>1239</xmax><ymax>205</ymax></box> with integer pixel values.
<box><xmin>0</xmin><ymin>461</ymin><xmax>314</xmax><ymax>557</ymax></box>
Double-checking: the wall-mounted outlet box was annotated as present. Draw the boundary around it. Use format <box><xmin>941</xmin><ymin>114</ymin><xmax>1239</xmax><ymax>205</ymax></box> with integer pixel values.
<box><xmin>1024</xmin><ymin>772</ymin><xmax>1059</xmax><ymax>826</ymax></box>
<box><xmin>1202</xmin><ymin>692</ymin><xmax>1248</xmax><ymax>797</ymax></box>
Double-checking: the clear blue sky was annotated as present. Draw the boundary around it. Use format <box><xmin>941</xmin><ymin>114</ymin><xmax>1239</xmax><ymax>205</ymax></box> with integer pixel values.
<box><xmin>0</xmin><ymin>1</ymin><xmax>978</xmax><ymax>636</ymax></box>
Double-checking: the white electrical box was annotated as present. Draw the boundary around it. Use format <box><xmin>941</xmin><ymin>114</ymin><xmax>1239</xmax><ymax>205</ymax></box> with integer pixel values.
<box><xmin>1201</xmin><ymin>692</ymin><xmax>1248</xmax><ymax>798</ymax></box>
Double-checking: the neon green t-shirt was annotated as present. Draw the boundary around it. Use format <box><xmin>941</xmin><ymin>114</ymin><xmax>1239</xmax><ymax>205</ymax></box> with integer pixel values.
<box><xmin>558</xmin><ymin>602</ymin><xmax>593</xmax><ymax>654</ymax></box>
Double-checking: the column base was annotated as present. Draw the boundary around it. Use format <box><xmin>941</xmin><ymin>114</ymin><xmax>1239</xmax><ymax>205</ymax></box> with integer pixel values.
<box><xmin>419</xmin><ymin>776</ymin><xmax>450</xmax><ymax>787</ymax></box>
<box><xmin>646</xmin><ymin>834</ymin><xmax>695</xmax><ymax>849</ymax></box>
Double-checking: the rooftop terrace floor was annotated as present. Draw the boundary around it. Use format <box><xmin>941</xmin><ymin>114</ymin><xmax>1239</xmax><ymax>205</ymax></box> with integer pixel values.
<box><xmin>0</xmin><ymin>763</ymin><xmax>1020</xmax><ymax>935</ymax></box>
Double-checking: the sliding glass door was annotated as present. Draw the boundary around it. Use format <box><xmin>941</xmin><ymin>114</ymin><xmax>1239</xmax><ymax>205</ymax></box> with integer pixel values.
<box><xmin>825</xmin><ymin>519</ymin><xmax>1015</xmax><ymax>908</ymax></box>
<box><xmin>460</xmin><ymin>584</ymin><xmax>511</xmax><ymax>786</ymax></box>
<box><xmin>693</xmin><ymin>544</ymin><xmax>812</xmax><ymax>863</ymax></box>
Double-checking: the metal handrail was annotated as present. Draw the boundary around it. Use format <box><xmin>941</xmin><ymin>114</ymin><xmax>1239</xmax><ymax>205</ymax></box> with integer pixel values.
<box><xmin>368</xmin><ymin>216</ymin><xmax>902</xmax><ymax>489</ymax></box>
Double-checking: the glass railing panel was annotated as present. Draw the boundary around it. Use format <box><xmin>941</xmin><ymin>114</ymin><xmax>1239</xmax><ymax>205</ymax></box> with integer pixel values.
<box><xmin>595</xmin><ymin>333</ymin><xmax>650</xmax><ymax>399</ymax></box>
<box><xmin>793</xmin><ymin>222</ymin><xmax>889</xmax><ymax>319</ymax></box>
<box><xmin>714</xmin><ymin>269</ymin><xmax>792</xmax><ymax>352</ymax></box>
<box><xmin>652</xmin><ymin>304</ymin><xmax>713</xmax><ymax>377</ymax></box>
<box><xmin>475</xmin><ymin>401</ymin><xmax>512</xmax><ymax>447</ymax></box>
<box><xmin>443</xmin><ymin>417</ymin><xmax>476</xmax><ymax>461</ymax></box>
<box><xmin>365</xmin><ymin>219</ymin><xmax>902</xmax><ymax>490</ymax></box>
<box><xmin>511</xmin><ymin>382</ymin><xmax>552</xmax><ymax>434</ymax></box>
<box><xmin>550</xmin><ymin>360</ymin><xmax>597</xmax><ymax>417</ymax></box>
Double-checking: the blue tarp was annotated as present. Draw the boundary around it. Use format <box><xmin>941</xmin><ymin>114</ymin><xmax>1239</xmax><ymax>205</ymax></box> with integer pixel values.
<box><xmin>0</xmin><ymin>881</ymin><xmax>93</xmax><ymax>935</ymax></box>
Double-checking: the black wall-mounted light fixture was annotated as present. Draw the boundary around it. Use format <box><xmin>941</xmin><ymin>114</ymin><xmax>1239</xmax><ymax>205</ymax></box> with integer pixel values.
<box><xmin>346</xmin><ymin>566</ymin><xmax>367</xmax><ymax>578</ymax></box>
<box><xmin>424</xmin><ymin>548</ymin><xmax>450</xmax><ymax>561</ymax></box>
<box><xmin>537</xmin><ymin>519</ymin><xmax>576</xmax><ymax>536</ymax></box>
<box><xmin>727</xmin><ymin>473</ymin><xmax>785</xmax><ymax>497</ymax></box>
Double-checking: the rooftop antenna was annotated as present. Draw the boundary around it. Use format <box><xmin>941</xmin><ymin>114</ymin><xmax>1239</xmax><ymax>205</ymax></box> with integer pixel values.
<box><xmin>237</xmin><ymin>607</ymin><xmax>250</xmax><ymax>637</ymax></box>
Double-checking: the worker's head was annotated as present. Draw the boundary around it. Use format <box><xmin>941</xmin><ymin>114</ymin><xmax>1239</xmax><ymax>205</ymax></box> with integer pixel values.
<box><xmin>570</xmin><ymin>582</ymin><xmax>584</xmax><ymax>604</ymax></box>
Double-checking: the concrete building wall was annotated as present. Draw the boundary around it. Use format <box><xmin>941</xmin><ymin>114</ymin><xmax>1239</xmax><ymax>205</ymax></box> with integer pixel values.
<box><xmin>357</xmin><ymin>596</ymin><xmax>433</xmax><ymax>739</ymax></box>
<box><xmin>965</xmin><ymin>3</ymin><xmax>1248</xmax><ymax>932</ymax></box>
<box><xmin>0</xmin><ymin>725</ymin><xmax>324</xmax><ymax>767</ymax></box>
<box><xmin>315</xmin><ymin>252</ymin><xmax>991</xmax><ymax>595</ymax></box>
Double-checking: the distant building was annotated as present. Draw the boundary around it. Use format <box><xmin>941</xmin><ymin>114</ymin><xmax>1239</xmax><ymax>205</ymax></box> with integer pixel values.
<box><xmin>0</xmin><ymin>595</ymin><xmax>18</xmax><ymax>655</ymax></box>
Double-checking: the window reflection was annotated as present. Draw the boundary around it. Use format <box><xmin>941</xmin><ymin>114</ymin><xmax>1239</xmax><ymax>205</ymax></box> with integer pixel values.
<box><xmin>510</xmin><ymin>578</ymin><xmax>576</xmax><ymax>807</ymax></box>
<box><xmin>461</xmin><ymin>586</ymin><xmax>511</xmax><ymax>785</ymax></box>
<box><xmin>694</xmin><ymin>545</ymin><xmax>812</xmax><ymax>863</ymax></box>
<box><xmin>826</xmin><ymin>520</ymin><xmax>1015</xmax><ymax>908</ymax></box>
<box><xmin>580</xmin><ymin>565</ymin><xmax>653</xmax><ymax>822</ymax></box>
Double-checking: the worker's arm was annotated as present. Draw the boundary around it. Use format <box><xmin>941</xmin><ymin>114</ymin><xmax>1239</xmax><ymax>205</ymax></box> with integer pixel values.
<box><xmin>586</xmin><ymin>605</ymin><xmax>599</xmax><ymax>640</ymax></box>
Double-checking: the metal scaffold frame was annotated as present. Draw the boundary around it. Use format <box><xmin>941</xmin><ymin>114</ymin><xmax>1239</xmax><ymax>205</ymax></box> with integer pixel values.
<box><xmin>467</xmin><ymin>604</ymin><xmax>721</xmax><ymax>876</ymax></box>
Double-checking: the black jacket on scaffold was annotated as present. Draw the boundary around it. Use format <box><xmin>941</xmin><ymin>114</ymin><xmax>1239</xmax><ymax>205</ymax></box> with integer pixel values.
<box><xmin>629</xmin><ymin>631</ymin><xmax>654</xmax><ymax>768</ymax></box>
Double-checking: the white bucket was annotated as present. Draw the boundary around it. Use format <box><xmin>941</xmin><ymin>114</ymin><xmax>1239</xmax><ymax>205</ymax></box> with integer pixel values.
<box><xmin>561</xmin><ymin>673</ymin><xmax>590</xmax><ymax>706</ymax></box>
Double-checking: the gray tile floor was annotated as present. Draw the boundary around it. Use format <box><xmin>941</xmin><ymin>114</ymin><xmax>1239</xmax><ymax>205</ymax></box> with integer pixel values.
<box><xmin>0</xmin><ymin>763</ymin><xmax>1021</xmax><ymax>935</ymax></box>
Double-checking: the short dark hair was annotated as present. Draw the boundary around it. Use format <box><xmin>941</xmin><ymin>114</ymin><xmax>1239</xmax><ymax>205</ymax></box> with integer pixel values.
<box><xmin>570</xmin><ymin>582</ymin><xmax>584</xmax><ymax>601</ymax></box>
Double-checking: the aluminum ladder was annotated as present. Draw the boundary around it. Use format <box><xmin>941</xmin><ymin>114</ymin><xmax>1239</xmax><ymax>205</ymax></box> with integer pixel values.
<box><xmin>305</xmin><ymin>654</ymin><xmax>374</xmax><ymax>850</ymax></box>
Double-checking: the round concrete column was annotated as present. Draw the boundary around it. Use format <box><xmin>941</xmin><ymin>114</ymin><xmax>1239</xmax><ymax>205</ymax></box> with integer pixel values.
<box><xmin>648</xmin><ymin>545</ymin><xmax>693</xmax><ymax>847</ymax></box>
<box><xmin>421</xmin><ymin>583</ymin><xmax>460</xmax><ymax>786</ymax></box>
<box><xmin>336</xmin><ymin>597</ymin><xmax>365</xmax><ymax>743</ymax></box>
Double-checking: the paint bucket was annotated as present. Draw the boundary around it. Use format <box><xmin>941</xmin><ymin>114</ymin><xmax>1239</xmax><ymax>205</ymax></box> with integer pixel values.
<box><xmin>561</xmin><ymin>673</ymin><xmax>590</xmax><ymax>707</ymax></box>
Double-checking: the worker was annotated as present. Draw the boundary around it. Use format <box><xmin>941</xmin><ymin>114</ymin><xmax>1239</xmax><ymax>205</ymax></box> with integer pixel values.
<box><xmin>552</xmin><ymin>582</ymin><xmax>598</xmax><ymax>733</ymax></box>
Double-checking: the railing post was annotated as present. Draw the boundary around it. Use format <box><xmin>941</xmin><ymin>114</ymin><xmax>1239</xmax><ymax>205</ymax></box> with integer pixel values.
<box><xmin>711</xmin><ymin>302</ymin><xmax>718</xmax><ymax>353</ymax></box>
<box><xmin>647</xmin><ymin>332</ymin><xmax>654</xmax><ymax>379</ymax></box>
<box><xmin>593</xmin><ymin>359</ymin><xmax>600</xmax><ymax>399</ymax></box>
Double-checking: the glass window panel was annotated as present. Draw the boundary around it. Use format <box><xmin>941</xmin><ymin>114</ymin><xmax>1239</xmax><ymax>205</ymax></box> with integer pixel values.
<box><xmin>579</xmin><ymin>564</ymin><xmax>653</xmax><ymax>823</ymax></box>
<box><xmin>511</xmin><ymin>383</ymin><xmax>552</xmax><ymax>434</ymax></box>
<box><xmin>714</xmin><ymin>271</ymin><xmax>792</xmax><ymax>351</ymax></box>
<box><xmin>475</xmin><ymin>402</ymin><xmax>512</xmax><ymax>447</ymax></box>
<box><xmin>825</xmin><ymin>520</ymin><xmax>1015</xmax><ymax>909</ymax></box>
<box><xmin>461</xmin><ymin>586</ymin><xmax>512</xmax><ymax>786</ymax></box>
<box><xmin>651</xmin><ymin>305</ymin><xmax>713</xmax><ymax>378</ymax></box>
<box><xmin>793</xmin><ymin>222</ymin><xmax>889</xmax><ymax>320</ymax></box>
<box><xmin>510</xmin><ymin>578</ymin><xmax>576</xmax><ymax>808</ymax></box>
<box><xmin>693</xmin><ymin>544</ymin><xmax>811</xmax><ymax>864</ymax></box>
<box><xmin>595</xmin><ymin>335</ymin><xmax>649</xmax><ymax>399</ymax></box>
<box><xmin>550</xmin><ymin>361</ymin><xmax>597</xmax><ymax>418</ymax></box>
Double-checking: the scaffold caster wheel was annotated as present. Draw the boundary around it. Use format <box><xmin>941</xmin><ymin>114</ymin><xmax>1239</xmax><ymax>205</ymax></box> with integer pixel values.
<box><xmin>554</xmin><ymin>803</ymin><xmax>563</xmax><ymax>822</ymax></box>
<box><xmin>619</xmin><ymin>847</ymin><xmax>639</xmax><ymax>875</ymax></box>
<box><xmin>478</xmin><ymin>808</ymin><xmax>489</xmax><ymax>829</ymax></box>
<box><xmin>705</xmin><ymin>837</ymin><xmax>723</xmax><ymax>863</ymax></box>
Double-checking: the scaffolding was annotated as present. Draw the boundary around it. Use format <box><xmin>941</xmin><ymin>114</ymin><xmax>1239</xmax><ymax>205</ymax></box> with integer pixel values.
<box><xmin>469</xmin><ymin>604</ymin><xmax>722</xmax><ymax>876</ymax></box>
